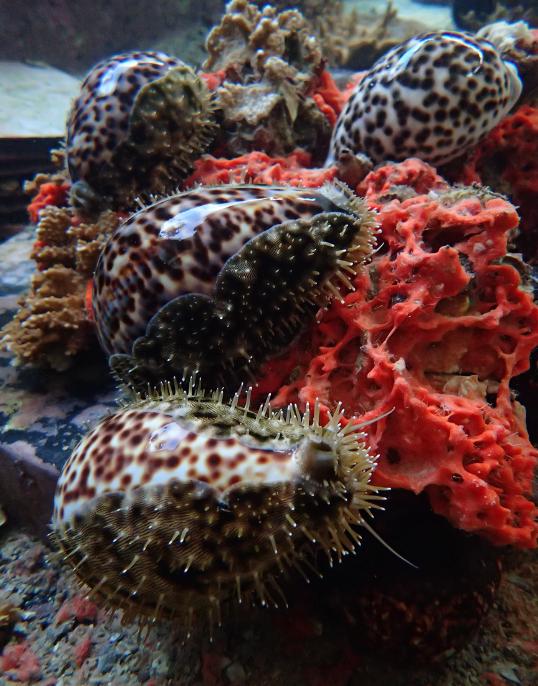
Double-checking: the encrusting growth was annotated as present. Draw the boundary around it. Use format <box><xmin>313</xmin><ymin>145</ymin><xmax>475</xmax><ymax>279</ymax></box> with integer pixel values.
<box><xmin>51</xmin><ymin>377</ymin><xmax>384</xmax><ymax>630</ymax></box>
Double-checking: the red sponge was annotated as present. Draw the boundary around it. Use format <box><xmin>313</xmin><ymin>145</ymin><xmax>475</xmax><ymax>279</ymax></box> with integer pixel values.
<box><xmin>259</xmin><ymin>159</ymin><xmax>538</xmax><ymax>547</ymax></box>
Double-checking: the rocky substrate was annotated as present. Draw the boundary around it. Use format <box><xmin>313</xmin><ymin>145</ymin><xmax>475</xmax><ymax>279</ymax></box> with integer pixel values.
<box><xmin>0</xmin><ymin>528</ymin><xmax>536</xmax><ymax>686</ymax></box>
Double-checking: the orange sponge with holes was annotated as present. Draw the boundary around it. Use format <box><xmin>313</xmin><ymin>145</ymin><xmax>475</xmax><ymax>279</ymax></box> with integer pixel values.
<box><xmin>256</xmin><ymin>159</ymin><xmax>538</xmax><ymax>547</ymax></box>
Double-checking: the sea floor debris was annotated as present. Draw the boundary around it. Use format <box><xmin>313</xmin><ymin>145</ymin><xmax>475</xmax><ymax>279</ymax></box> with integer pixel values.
<box><xmin>0</xmin><ymin>528</ymin><xmax>536</xmax><ymax>685</ymax></box>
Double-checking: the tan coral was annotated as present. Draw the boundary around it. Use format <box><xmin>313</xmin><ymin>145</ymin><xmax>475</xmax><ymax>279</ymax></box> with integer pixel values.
<box><xmin>205</xmin><ymin>0</ymin><xmax>322</xmax><ymax>77</ymax></box>
<box><xmin>1</xmin><ymin>200</ymin><xmax>120</xmax><ymax>370</ymax></box>
<box><xmin>267</xmin><ymin>0</ymin><xmax>371</xmax><ymax>67</ymax></box>
<box><xmin>336</xmin><ymin>2</ymin><xmax>437</xmax><ymax>71</ymax></box>
<box><xmin>339</xmin><ymin>2</ymin><xmax>399</xmax><ymax>69</ymax></box>
<box><xmin>204</xmin><ymin>0</ymin><xmax>329</xmax><ymax>160</ymax></box>
<box><xmin>35</xmin><ymin>206</ymin><xmax>72</xmax><ymax>247</ymax></box>
<box><xmin>252</xmin><ymin>0</ymin><xmax>430</xmax><ymax>69</ymax></box>
<box><xmin>69</xmin><ymin>210</ymin><xmax>119</xmax><ymax>278</ymax></box>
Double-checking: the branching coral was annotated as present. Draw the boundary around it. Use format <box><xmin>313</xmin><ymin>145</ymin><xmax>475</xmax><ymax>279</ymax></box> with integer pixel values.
<box><xmin>1</xmin><ymin>202</ymin><xmax>119</xmax><ymax>370</ymax></box>
<box><xmin>203</xmin><ymin>0</ymin><xmax>331</xmax><ymax>161</ymax></box>
<box><xmin>267</xmin><ymin>0</ymin><xmax>359</xmax><ymax>66</ymax></box>
<box><xmin>2</xmin><ymin>264</ymin><xmax>91</xmax><ymax>371</ymax></box>
<box><xmin>252</xmin><ymin>0</ymin><xmax>429</xmax><ymax>70</ymax></box>
<box><xmin>255</xmin><ymin>160</ymin><xmax>538</xmax><ymax>547</ymax></box>
<box><xmin>325</xmin><ymin>1</ymin><xmax>414</xmax><ymax>71</ymax></box>
<box><xmin>184</xmin><ymin>150</ymin><xmax>338</xmax><ymax>187</ymax></box>
<box><xmin>254</xmin><ymin>0</ymin><xmax>370</xmax><ymax>67</ymax></box>
<box><xmin>203</xmin><ymin>1</ymin><xmax>423</xmax><ymax>160</ymax></box>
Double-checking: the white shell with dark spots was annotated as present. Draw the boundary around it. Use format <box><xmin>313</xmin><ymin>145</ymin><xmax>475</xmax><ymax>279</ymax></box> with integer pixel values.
<box><xmin>329</xmin><ymin>31</ymin><xmax>522</xmax><ymax>166</ymax></box>
<box><xmin>52</xmin><ymin>384</ymin><xmax>380</xmax><ymax>619</ymax></box>
<box><xmin>66</xmin><ymin>51</ymin><xmax>216</xmax><ymax>210</ymax></box>
<box><xmin>94</xmin><ymin>183</ymin><xmax>376</xmax><ymax>390</ymax></box>
<box><xmin>67</xmin><ymin>51</ymin><xmax>182</xmax><ymax>183</ymax></box>
<box><xmin>92</xmin><ymin>183</ymin><xmax>373</xmax><ymax>357</ymax></box>
<box><xmin>56</xmin><ymin>406</ymin><xmax>301</xmax><ymax>525</ymax></box>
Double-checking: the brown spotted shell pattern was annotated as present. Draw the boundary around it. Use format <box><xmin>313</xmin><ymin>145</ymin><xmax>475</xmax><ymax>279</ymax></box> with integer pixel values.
<box><xmin>92</xmin><ymin>182</ymin><xmax>377</xmax><ymax>390</ymax></box>
<box><xmin>52</xmin><ymin>379</ymin><xmax>382</xmax><ymax>627</ymax></box>
<box><xmin>329</xmin><ymin>31</ymin><xmax>522</xmax><ymax>166</ymax></box>
<box><xmin>66</xmin><ymin>50</ymin><xmax>216</xmax><ymax>211</ymax></box>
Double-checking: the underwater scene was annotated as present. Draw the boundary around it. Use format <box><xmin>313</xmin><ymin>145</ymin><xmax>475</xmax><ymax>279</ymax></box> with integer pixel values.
<box><xmin>0</xmin><ymin>0</ymin><xmax>537</xmax><ymax>684</ymax></box>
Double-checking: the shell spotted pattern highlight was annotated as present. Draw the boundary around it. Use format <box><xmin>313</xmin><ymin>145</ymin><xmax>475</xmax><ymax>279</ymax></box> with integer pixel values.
<box><xmin>66</xmin><ymin>51</ymin><xmax>216</xmax><ymax>210</ymax></box>
<box><xmin>92</xmin><ymin>183</ymin><xmax>376</xmax><ymax>389</ymax></box>
<box><xmin>329</xmin><ymin>31</ymin><xmax>522</xmax><ymax>166</ymax></box>
<box><xmin>52</xmin><ymin>379</ymin><xmax>382</xmax><ymax>625</ymax></box>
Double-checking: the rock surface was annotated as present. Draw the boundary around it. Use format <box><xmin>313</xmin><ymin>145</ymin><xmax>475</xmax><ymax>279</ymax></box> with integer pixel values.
<box><xmin>0</xmin><ymin>529</ymin><xmax>536</xmax><ymax>685</ymax></box>
<box><xmin>0</xmin><ymin>62</ymin><xmax>79</xmax><ymax>138</ymax></box>
<box><xmin>0</xmin><ymin>230</ymin><xmax>116</xmax><ymax>536</ymax></box>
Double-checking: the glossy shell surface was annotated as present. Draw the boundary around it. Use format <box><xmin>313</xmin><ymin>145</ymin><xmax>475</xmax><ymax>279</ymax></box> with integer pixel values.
<box><xmin>92</xmin><ymin>183</ymin><xmax>375</xmax><ymax>388</ymax></box>
<box><xmin>66</xmin><ymin>51</ymin><xmax>216</xmax><ymax>208</ymax></box>
<box><xmin>329</xmin><ymin>31</ymin><xmax>522</xmax><ymax>166</ymax></box>
<box><xmin>52</xmin><ymin>383</ymin><xmax>380</xmax><ymax>621</ymax></box>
